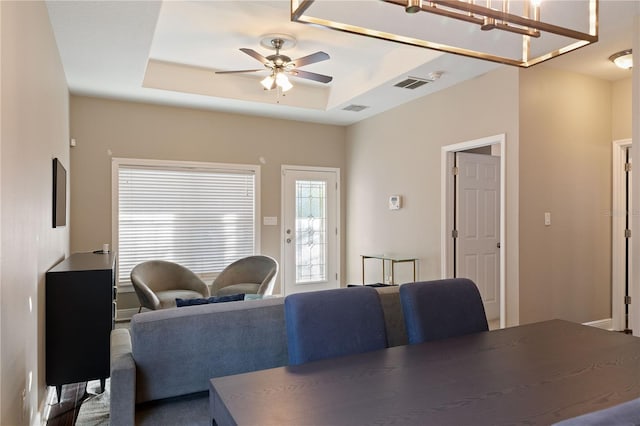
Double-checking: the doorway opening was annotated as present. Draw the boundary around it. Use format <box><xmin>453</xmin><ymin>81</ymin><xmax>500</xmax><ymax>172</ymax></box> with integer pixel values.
<box><xmin>612</xmin><ymin>139</ymin><xmax>632</xmax><ymax>333</ymax></box>
<box><xmin>442</xmin><ymin>134</ymin><xmax>506</xmax><ymax>329</ymax></box>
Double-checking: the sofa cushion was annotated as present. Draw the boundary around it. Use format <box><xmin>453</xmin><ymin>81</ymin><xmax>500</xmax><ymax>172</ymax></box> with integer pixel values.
<box><xmin>175</xmin><ymin>293</ymin><xmax>244</xmax><ymax>307</ymax></box>
<box><xmin>156</xmin><ymin>290</ymin><xmax>206</xmax><ymax>309</ymax></box>
<box><xmin>214</xmin><ymin>283</ymin><xmax>260</xmax><ymax>296</ymax></box>
<box><xmin>135</xmin><ymin>391</ymin><xmax>210</xmax><ymax>426</ymax></box>
<box><xmin>130</xmin><ymin>297</ymin><xmax>288</xmax><ymax>403</ymax></box>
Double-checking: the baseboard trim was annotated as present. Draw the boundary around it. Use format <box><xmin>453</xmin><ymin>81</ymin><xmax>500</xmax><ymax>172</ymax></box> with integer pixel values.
<box><xmin>582</xmin><ymin>318</ymin><xmax>613</xmax><ymax>331</ymax></box>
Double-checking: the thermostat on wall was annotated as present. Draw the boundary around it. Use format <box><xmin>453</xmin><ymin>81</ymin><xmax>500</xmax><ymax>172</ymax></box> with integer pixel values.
<box><xmin>389</xmin><ymin>195</ymin><xmax>402</xmax><ymax>210</ymax></box>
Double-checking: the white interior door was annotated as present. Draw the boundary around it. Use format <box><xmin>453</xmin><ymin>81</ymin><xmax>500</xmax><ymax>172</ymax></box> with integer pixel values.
<box><xmin>627</xmin><ymin>148</ymin><xmax>633</xmax><ymax>332</ymax></box>
<box><xmin>613</xmin><ymin>141</ymin><xmax>632</xmax><ymax>332</ymax></box>
<box><xmin>456</xmin><ymin>152</ymin><xmax>501</xmax><ymax>321</ymax></box>
<box><xmin>281</xmin><ymin>166</ymin><xmax>340</xmax><ymax>295</ymax></box>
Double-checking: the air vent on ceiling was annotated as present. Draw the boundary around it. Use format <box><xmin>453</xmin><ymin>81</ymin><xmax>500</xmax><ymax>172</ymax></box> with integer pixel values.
<box><xmin>395</xmin><ymin>77</ymin><xmax>429</xmax><ymax>89</ymax></box>
<box><xmin>394</xmin><ymin>72</ymin><xmax>443</xmax><ymax>90</ymax></box>
<box><xmin>342</xmin><ymin>104</ymin><xmax>369</xmax><ymax>112</ymax></box>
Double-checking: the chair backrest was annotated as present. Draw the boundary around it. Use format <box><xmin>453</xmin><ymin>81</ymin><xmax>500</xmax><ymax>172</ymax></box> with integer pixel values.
<box><xmin>400</xmin><ymin>278</ymin><xmax>488</xmax><ymax>344</ymax></box>
<box><xmin>551</xmin><ymin>397</ymin><xmax>640</xmax><ymax>425</ymax></box>
<box><xmin>130</xmin><ymin>260</ymin><xmax>203</xmax><ymax>292</ymax></box>
<box><xmin>284</xmin><ymin>286</ymin><xmax>388</xmax><ymax>366</ymax></box>
<box><xmin>130</xmin><ymin>260</ymin><xmax>210</xmax><ymax>310</ymax></box>
<box><xmin>211</xmin><ymin>255</ymin><xmax>278</xmax><ymax>295</ymax></box>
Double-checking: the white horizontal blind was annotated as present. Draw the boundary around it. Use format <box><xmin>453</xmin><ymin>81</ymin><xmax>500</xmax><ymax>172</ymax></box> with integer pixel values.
<box><xmin>117</xmin><ymin>164</ymin><xmax>256</xmax><ymax>285</ymax></box>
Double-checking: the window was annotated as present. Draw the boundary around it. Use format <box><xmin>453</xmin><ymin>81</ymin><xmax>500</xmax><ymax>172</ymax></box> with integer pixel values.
<box><xmin>295</xmin><ymin>180</ymin><xmax>327</xmax><ymax>283</ymax></box>
<box><xmin>112</xmin><ymin>158</ymin><xmax>260</xmax><ymax>288</ymax></box>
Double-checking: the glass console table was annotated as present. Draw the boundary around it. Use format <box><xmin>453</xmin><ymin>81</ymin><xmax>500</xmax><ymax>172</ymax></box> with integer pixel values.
<box><xmin>361</xmin><ymin>254</ymin><xmax>417</xmax><ymax>285</ymax></box>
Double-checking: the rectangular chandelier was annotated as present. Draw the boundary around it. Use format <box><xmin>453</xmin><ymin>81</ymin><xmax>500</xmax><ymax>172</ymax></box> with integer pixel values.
<box><xmin>291</xmin><ymin>0</ymin><xmax>598</xmax><ymax>67</ymax></box>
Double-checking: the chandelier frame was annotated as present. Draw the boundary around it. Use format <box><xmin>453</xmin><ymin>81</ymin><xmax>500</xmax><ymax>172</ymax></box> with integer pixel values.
<box><xmin>291</xmin><ymin>0</ymin><xmax>599</xmax><ymax>67</ymax></box>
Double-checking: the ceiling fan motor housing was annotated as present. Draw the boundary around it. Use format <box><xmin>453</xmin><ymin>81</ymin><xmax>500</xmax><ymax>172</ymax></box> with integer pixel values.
<box><xmin>216</xmin><ymin>35</ymin><xmax>333</xmax><ymax>86</ymax></box>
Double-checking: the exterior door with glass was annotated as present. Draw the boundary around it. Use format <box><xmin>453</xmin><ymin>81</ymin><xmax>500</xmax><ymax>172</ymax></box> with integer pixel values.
<box><xmin>281</xmin><ymin>166</ymin><xmax>340</xmax><ymax>295</ymax></box>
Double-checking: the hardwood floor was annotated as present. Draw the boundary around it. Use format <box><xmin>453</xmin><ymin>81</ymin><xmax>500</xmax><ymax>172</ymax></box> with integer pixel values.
<box><xmin>45</xmin><ymin>382</ymin><xmax>87</xmax><ymax>426</ymax></box>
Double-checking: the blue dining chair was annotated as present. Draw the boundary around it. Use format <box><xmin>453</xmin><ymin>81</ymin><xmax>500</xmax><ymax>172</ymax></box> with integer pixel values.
<box><xmin>284</xmin><ymin>286</ymin><xmax>388</xmax><ymax>366</ymax></box>
<box><xmin>552</xmin><ymin>397</ymin><xmax>640</xmax><ymax>425</ymax></box>
<box><xmin>400</xmin><ymin>278</ymin><xmax>488</xmax><ymax>344</ymax></box>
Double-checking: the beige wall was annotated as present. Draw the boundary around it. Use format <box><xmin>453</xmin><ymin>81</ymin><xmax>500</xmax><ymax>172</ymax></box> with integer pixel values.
<box><xmin>518</xmin><ymin>66</ymin><xmax>612</xmax><ymax>324</ymax></box>
<box><xmin>1</xmin><ymin>1</ymin><xmax>70</xmax><ymax>424</ymax></box>
<box><xmin>612</xmin><ymin>77</ymin><xmax>632</xmax><ymax>141</ymax></box>
<box><xmin>69</xmin><ymin>96</ymin><xmax>346</xmax><ymax>309</ymax></box>
<box><xmin>345</xmin><ymin>66</ymin><xmax>521</xmax><ymax>325</ymax></box>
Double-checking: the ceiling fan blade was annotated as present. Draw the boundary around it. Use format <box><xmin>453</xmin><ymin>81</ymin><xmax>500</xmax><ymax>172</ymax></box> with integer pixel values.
<box><xmin>291</xmin><ymin>51</ymin><xmax>330</xmax><ymax>68</ymax></box>
<box><xmin>290</xmin><ymin>69</ymin><xmax>333</xmax><ymax>84</ymax></box>
<box><xmin>240</xmin><ymin>48</ymin><xmax>270</xmax><ymax>65</ymax></box>
<box><xmin>215</xmin><ymin>69</ymin><xmax>264</xmax><ymax>74</ymax></box>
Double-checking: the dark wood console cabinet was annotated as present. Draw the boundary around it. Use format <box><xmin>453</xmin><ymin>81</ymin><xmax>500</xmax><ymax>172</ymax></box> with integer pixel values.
<box><xmin>46</xmin><ymin>251</ymin><xmax>116</xmax><ymax>401</ymax></box>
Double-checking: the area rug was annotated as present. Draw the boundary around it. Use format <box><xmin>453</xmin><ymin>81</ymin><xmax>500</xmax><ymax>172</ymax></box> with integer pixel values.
<box><xmin>76</xmin><ymin>379</ymin><xmax>110</xmax><ymax>426</ymax></box>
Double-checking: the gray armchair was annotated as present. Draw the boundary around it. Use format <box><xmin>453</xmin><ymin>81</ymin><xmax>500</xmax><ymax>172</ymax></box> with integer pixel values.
<box><xmin>130</xmin><ymin>260</ymin><xmax>210</xmax><ymax>311</ymax></box>
<box><xmin>211</xmin><ymin>255</ymin><xmax>278</xmax><ymax>297</ymax></box>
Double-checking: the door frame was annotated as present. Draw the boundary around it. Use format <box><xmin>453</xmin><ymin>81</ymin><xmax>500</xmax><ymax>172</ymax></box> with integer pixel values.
<box><xmin>441</xmin><ymin>134</ymin><xmax>506</xmax><ymax>328</ymax></box>
<box><xmin>280</xmin><ymin>165</ymin><xmax>341</xmax><ymax>296</ymax></box>
<box><xmin>612</xmin><ymin>138</ymin><xmax>632</xmax><ymax>331</ymax></box>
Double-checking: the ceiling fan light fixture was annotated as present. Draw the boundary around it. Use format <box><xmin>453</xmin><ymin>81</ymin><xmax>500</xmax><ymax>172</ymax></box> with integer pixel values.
<box><xmin>609</xmin><ymin>49</ymin><xmax>633</xmax><ymax>70</ymax></box>
<box><xmin>261</xmin><ymin>75</ymin><xmax>275</xmax><ymax>90</ymax></box>
<box><xmin>276</xmin><ymin>72</ymin><xmax>293</xmax><ymax>92</ymax></box>
<box><xmin>218</xmin><ymin>36</ymin><xmax>332</xmax><ymax>92</ymax></box>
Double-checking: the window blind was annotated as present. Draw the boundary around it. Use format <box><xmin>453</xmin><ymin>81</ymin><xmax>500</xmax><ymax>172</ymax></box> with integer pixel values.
<box><xmin>117</xmin><ymin>164</ymin><xmax>256</xmax><ymax>286</ymax></box>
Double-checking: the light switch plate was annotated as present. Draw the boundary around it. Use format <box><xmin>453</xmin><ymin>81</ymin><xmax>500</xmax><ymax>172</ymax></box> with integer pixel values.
<box><xmin>263</xmin><ymin>216</ymin><xmax>278</xmax><ymax>226</ymax></box>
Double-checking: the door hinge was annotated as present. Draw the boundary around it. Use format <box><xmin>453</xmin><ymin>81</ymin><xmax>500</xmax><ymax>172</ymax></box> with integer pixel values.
<box><xmin>336</xmin><ymin>273</ymin><xmax>338</xmax><ymax>280</ymax></box>
<box><xmin>452</xmin><ymin>229</ymin><xmax>459</xmax><ymax>238</ymax></box>
<box><xmin>625</xmin><ymin>162</ymin><xmax>632</xmax><ymax>172</ymax></box>
<box><xmin>625</xmin><ymin>295</ymin><xmax>632</xmax><ymax>305</ymax></box>
<box><xmin>452</xmin><ymin>166</ymin><xmax>459</xmax><ymax>176</ymax></box>
<box><xmin>625</xmin><ymin>229</ymin><xmax>632</xmax><ymax>238</ymax></box>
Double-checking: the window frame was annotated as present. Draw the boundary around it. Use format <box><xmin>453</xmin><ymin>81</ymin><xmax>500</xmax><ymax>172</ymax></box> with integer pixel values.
<box><xmin>111</xmin><ymin>157</ymin><xmax>261</xmax><ymax>292</ymax></box>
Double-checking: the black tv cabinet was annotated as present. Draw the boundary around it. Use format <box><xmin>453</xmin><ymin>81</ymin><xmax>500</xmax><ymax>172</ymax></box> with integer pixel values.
<box><xmin>46</xmin><ymin>251</ymin><xmax>116</xmax><ymax>401</ymax></box>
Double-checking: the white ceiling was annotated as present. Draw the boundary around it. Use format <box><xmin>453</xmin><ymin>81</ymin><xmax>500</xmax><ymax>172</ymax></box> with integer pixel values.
<box><xmin>46</xmin><ymin>0</ymin><xmax>637</xmax><ymax>126</ymax></box>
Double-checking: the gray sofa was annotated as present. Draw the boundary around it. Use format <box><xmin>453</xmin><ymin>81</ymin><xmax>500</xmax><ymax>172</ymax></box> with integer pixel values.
<box><xmin>110</xmin><ymin>286</ymin><xmax>407</xmax><ymax>426</ymax></box>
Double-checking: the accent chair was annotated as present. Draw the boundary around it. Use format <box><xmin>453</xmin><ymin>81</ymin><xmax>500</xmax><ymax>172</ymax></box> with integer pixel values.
<box><xmin>210</xmin><ymin>255</ymin><xmax>278</xmax><ymax>297</ymax></box>
<box><xmin>130</xmin><ymin>260</ymin><xmax>210</xmax><ymax>311</ymax></box>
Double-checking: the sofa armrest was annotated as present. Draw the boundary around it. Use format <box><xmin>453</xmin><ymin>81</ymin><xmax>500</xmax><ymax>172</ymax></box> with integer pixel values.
<box><xmin>110</xmin><ymin>328</ymin><xmax>136</xmax><ymax>426</ymax></box>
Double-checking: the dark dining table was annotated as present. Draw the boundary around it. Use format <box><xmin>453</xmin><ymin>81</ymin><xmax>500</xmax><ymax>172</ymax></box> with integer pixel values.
<box><xmin>209</xmin><ymin>319</ymin><xmax>640</xmax><ymax>425</ymax></box>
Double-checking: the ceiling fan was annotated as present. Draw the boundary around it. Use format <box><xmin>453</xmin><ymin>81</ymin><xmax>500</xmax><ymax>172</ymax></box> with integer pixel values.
<box><xmin>216</xmin><ymin>36</ymin><xmax>333</xmax><ymax>92</ymax></box>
